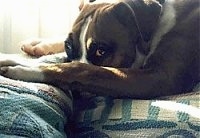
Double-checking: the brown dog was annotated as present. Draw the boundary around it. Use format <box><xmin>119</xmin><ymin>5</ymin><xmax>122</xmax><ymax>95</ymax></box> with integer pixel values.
<box><xmin>0</xmin><ymin>0</ymin><xmax>199</xmax><ymax>99</ymax></box>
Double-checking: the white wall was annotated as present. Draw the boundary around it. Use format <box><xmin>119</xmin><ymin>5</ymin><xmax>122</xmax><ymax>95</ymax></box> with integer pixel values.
<box><xmin>0</xmin><ymin>0</ymin><xmax>80</xmax><ymax>54</ymax></box>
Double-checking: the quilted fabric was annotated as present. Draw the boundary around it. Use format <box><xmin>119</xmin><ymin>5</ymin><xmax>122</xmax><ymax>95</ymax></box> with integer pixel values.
<box><xmin>0</xmin><ymin>76</ymin><xmax>72</xmax><ymax>138</ymax></box>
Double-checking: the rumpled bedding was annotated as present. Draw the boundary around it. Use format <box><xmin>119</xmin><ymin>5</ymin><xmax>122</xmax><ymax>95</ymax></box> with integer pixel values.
<box><xmin>0</xmin><ymin>53</ymin><xmax>199</xmax><ymax>138</ymax></box>
<box><xmin>0</xmin><ymin>75</ymin><xmax>72</xmax><ymax>138</ymax></box>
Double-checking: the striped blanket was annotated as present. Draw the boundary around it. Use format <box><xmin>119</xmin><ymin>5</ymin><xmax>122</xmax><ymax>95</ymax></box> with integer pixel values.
<box><xmin>73</xmin><ymin>93</ymin><xmax>200</xmax><ymax>137</ymax></box>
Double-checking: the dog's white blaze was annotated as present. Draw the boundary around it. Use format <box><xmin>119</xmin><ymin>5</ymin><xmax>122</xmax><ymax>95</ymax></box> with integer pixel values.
<box><xmin>146</xmin><ymin>0</ymin><xmax>176</xmax><ymax>59</ymax></box>
<box><xmin>79</xmin><ymin>16</ymin><xmax>92</xmax><ymax>63</ymax></box>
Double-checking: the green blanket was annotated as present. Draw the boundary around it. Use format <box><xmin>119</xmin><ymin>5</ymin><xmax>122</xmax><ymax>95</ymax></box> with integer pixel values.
<box><xmin>0</xmin><ymin>75</ymin><xmax>72</xmax><ymax>138</ymax></box>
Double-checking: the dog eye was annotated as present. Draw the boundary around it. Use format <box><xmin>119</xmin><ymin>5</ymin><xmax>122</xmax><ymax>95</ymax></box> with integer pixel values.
<box><xmin>95</xmin><ymin>43</ymin><xmax>113</xmax><ymax>58</ymax></box>
<box><xmin>96</xmin><ymin>48</ymin><xmax>106</xmax><ymax>57</ymax></box>
<box><xmin>92</xmin><ymin>43</ymin><xmax>108</xmax><ymax>57</ymax></box>
<box><xmin>65</xmin><ymin>40</ymin><xmax>73</xmax><ymax>54</ymax></box>
<box><xmin>66</xmin><ymin>44</ymin><xmax>72</xmax><ymax>54</ymax></box>
<box><xmin>89</xmin><ymin>42</ymin><xmax>113</xmax><ymax>59</ymax></box>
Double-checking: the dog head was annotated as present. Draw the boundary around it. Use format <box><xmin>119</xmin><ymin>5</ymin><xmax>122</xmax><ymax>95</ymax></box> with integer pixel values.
<box><xmin>65</xmin><ymin>1</ymin><xmax>161</xmax><ymax>68</ymax></box>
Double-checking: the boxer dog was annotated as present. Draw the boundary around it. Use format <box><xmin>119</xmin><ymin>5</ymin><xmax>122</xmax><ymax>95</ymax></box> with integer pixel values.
<box><xmin>0</xmin><ymin>0</ymin><xmax>199</xmax><ymax>99</ymax></box>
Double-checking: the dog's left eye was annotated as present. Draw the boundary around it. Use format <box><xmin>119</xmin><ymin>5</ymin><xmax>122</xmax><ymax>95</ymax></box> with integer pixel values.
<box><xmin>96</xmin><ymin>47</ymin><xmax>106</xmax><ymax>57</ymax></box>
<box><xmin>87</xmin><ymin>42</ymin><xmax>114</xmax><ymax>65</ymax></box>
<box><xmin>93</xmin><ymin>43</ymin><xmax>113</xmax><ymax>58</ymax></box>
<box><xmin>88</xmin><ymin>42</ymin><xmax>113</xmax><ymax>63</ymax></box>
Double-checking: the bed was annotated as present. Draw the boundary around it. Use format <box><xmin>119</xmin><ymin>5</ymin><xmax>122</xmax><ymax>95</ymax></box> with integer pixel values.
<box><xmin>0</xmin><ymin>53</ymin><xmax>199</xmax><ymax>138</ymax></box>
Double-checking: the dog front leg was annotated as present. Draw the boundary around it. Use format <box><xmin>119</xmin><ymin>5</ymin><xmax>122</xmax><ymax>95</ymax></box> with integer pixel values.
<box><xmin>0</xmin><ymin>61</ymin><xmax>172</xmax><ymax>99</ymax></box>
<box><xmin>35</xmin><ymin>62</ymin><xmax>172</xmax><ymax>99</ymax></box>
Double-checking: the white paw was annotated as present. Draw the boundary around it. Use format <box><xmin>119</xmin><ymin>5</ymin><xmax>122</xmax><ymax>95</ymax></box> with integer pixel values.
<box><xmin>0</xmin><ymin>65</ymin><xmax>44</xmax><ymax>82</ymax></box>
<box><xmin>0</xmin><ymin>65</ymin><xmax>28</xmax><ymax>80</ymax></box>
<box><xmin>0</xmin><ymin>66</ymin><xmax>17</xmax><ymax>78</ymax></box>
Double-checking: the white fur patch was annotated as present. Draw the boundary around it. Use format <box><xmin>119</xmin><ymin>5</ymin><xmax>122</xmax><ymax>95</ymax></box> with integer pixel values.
<box><xmin>132</xmin><ymin>0</ymin><xmax>177</xmax><ymax>68</ymax></box>
<box><xmin>0</xmin><ymin>53</ymin><xmax>68</xmax><ymax>82</ymax></box>
<box><xmin>147</xmin><ymin>0</ymin><xmax>176</xmax><ymax>58</ymax></box>
<box><xmin>79</xmin><ymin>16</ymin><xmax>92</xmax><ymax>63</ymax></box>
<box><xmin>0</xmin><ymin>65</ymin><xmax>45</xmax><ymax>82</ymax></box>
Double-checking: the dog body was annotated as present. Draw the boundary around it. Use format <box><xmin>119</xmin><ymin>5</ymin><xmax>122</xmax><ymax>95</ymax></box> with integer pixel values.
<box><xmin>0</xmin><ymin>0</ymin><xmax>199</xmax><ymax>99</ymax></box>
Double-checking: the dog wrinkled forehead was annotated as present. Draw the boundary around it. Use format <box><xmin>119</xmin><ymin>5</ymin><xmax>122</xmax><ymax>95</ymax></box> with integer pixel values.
<box><xmin>73</xmin><ymin>1</ymin><xmax>139</xmax><ymax>40</ymax></box>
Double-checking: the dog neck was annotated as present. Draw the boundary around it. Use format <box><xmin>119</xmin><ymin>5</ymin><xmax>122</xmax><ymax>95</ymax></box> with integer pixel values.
<box><xmin>124</xmin><ymin>0</ymin><xmax>162</xmax><ymax>55</ymax></box>
<box><xmin>132</xmin><ymin>0</ymin><xmax>177</xmax><ymax>68</ymax></box>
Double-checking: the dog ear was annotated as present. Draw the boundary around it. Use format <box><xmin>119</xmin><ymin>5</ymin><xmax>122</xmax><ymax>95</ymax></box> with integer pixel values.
<box><xmin>111</xmin><ymin>2</ymin><xmax>140</xmax><ymax>37</ymax></box>
<box><xmin>76</xmin><ymin>3</ymin><xmax>109</xmax><ymax>23</ymax></box>
<box><xmin>126</xmin><ymin>0</ymin><xmax>162</xmax><ymax>42</ymax></box>
<box><xmin>111</xmin><ymin>1</ymin><xmax>161</xmax><ymax>55</ymax></box>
